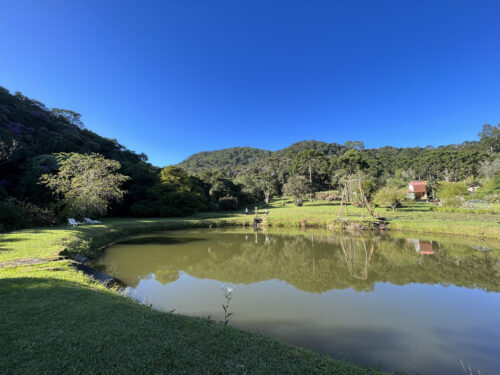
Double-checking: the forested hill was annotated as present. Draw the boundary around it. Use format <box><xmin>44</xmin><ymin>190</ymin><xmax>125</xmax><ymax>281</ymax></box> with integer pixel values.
<box><xmin>1</xmin><ymin>84</ymin><xmax>498</xmax><ymax>225</ymax></box>
<box><xmin>0</xmin><ymin>86</ymin><xmax>158</xmax><ymax>214</ymax></box>
<box><xmin>178</xmin><ymin>147</ymin><xmax>271</xmax><ymax>174</ymax></box>
<box><xmin>178</xmin><ymin>136</ymin><xmax>491</xmax><ymax>183</ymax></box>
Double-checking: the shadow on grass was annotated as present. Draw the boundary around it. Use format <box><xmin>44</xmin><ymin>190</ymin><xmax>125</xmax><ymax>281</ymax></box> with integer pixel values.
<box><xmin>0</xmin><ymin>237</ymin><xmax>25</xmax><ymax>253</ymax></box>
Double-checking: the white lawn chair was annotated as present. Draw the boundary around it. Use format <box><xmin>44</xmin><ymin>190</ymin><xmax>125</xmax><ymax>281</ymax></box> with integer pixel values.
<box><xmin>84</xmin><ymin>218</ymin><xmax>101</xmax><ymax>225</ymax></box>
<box><xmin>68</xmin><ymin>218</ymin><xmax>83</xmax><ymax>227</ymax></box>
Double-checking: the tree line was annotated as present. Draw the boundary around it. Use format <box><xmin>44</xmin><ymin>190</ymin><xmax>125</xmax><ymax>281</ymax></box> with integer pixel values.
<box><xmin>1</xmin><ymin>85</ymin><xmax>499</xmax><ymax>230</ymax></box>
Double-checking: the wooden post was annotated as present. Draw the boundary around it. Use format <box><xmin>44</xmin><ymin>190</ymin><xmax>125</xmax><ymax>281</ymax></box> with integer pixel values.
<box><xmin>337</xmin><ymin>182</ymin><xmax>346</xmax><ymax>218</ymax></box>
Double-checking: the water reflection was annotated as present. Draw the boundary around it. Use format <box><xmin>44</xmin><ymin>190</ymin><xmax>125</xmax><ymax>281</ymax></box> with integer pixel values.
<box><xmin>96</xmin><ymin>229</ymin><xmax>500</xmax><ymax>375</ymax></box>
<box><xmin>99</xmin><ymin>231</ymin><xmax>500</xmax><ymax>293</ymax></box>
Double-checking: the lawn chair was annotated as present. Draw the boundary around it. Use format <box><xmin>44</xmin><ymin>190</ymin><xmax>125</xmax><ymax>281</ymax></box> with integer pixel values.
<box><xmin>68</xmin><ymin>218</ymin><xmax>83</xmax><ymax>227</ymax></box>
<box><xmin>84</xmin><ymin>218</ymin><xmax>101</xmax><ymax>225</ymax></box>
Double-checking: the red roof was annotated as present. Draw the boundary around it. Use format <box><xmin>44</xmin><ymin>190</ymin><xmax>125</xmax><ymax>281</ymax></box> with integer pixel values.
<box><xmin>409</xmin><ymin>181</ymin><xmax>427</xmax><ymax>193</ymax></box>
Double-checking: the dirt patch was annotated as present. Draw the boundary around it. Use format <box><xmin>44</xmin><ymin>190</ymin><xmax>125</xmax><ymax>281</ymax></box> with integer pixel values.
<box><xmin>0</xmin><ymin>257</ymin><xmax>51</xmax><ymax>269</ymax></box>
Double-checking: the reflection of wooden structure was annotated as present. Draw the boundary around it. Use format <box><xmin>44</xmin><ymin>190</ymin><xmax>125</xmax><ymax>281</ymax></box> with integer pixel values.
<box><xmin>338</xmin><ymin>179</ymin><xmax>374</xmax><ymax>218</ymax></box>
<box><xmin>339</xmin><ymin>238</ymin><xmax>375</xmax><ymax>280</ymax></box>
<box><xmin>408</xmin><ymin>239</ymin><xmax>434</xmax><ymax>255</ymax></box>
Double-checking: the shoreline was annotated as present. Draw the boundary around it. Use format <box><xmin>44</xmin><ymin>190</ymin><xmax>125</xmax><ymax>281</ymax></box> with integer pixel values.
<box><xmin>2</xmin><ymin>210</ymin><xmax>499</xmax><ymax>374</ymax></box>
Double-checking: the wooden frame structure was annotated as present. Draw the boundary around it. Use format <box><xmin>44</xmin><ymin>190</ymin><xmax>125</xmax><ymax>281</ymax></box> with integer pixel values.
<box><xmin>337</xmin><ymin>178</ymin><xmax>374</xmax><ymax>218</ymax></box>
<box><xmin>339</xmin><ymin>238</ymin><xmax>375</xmax><ymax>280</ymax></box>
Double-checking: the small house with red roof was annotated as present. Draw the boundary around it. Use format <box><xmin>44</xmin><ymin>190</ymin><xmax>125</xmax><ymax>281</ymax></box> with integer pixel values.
<box><xmin>408</xmin><ymin>181</ymin><xmax>427</xmax><ymax>200</ymax></box>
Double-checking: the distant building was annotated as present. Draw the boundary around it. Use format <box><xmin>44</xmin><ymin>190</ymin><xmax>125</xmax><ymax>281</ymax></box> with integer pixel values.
<box><xmin>468</xmin><ymin>184</ymin><xmax>480</xmax><ymax>193</ymax></box>
<box><xmin>408</xmin><ymin>181</ymin><xmax>427</xmax><ymax>200</ymax></box>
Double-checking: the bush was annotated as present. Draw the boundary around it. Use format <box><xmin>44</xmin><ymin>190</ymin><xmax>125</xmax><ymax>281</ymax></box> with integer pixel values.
<box><xmin>437</xmin><ymin>182</ymin><xmax>469</xmax><ymax>200</ymax></box>
<box><xmin>373</xmin><ymin>186</ymin><xmax>407</xmax><ymax>211</ymax></box>
<box><xmin>461</xmin><ymin>199</ymin><xmax>491</xmax><ymax>210</ymax></box>
<box><xmin>0</xmin><ymin>199</ymin><xmax>57</xmax><ymax>231</ymax></box>
<box><xmin>218</xmin><ymin>196</ymin><xmax>239</xmax><ymax>211</ymax></box>
<box><xmin>283</xmin><ymin>176</ymin><xmax>310</xmax><ymax>206</ymax></box>
<box><xmin>314</xmin><ymin>190</ymin><xmax>340</xmax><ymax>201</ymax></box>
<box><xmin>441</xmin><ymin>195</ymin><xmax>466</xmax><ymax>208</ymax></box>
<box><xmin>131</xmin><ymin>191</ymin><xmax>209</xmax><ymax>217</ymax></box>
<box><xmin>482</xmin><ymin>194</ymin><xmax>500</xmax><ymax>203</ymax></box>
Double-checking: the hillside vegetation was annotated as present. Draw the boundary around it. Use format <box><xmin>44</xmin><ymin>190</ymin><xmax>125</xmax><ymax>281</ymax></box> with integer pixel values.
<box><xmin>2</xmin><ymin>84</ymin><xmax>500</xmax><ymax>232</ymax></box>
<box><xmin>178</xmin><ymin>146</ymin><xmax>271</xmax><ymax>174</ymax></box>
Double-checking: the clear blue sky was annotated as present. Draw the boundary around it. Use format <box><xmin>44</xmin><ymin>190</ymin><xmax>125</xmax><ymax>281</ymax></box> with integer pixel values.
<box><xmin>1</xmin><ymin>1</ymin><xmax>499</xmax><ymax>166</ymax></box>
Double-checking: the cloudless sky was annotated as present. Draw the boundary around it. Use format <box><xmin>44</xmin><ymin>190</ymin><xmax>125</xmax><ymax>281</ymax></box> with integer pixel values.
<box><xmin>1</xmin><ymin>1</ymin><xmax>500</xmax><ymax>166</ymax></box>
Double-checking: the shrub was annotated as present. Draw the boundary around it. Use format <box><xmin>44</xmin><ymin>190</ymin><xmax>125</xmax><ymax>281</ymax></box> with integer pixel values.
<box><xmin>0</xmin><ymin>199</ymin><xmax>57</xmax><ymax>231</ymax></box>
<box><xmin>283</xmin><ymin>176</ymin><xmax>310</xmax><ymax>206</ymax></box>
<box><xmin>441</xmin><ymin>195</ymin><xmax>465</xmax><ymax>208</ymax></box>
<box><xmin>482</xmin><ymin>194</ymin><xmax>500</xmax><ymax>203</ymax></box>
<box><xmin>314</xmin><ymin>190</ymin><xmax>339</xmax><ymax>201</ymax></box>
<box><xmin>218</xmin><ymin>196</ymin><xmax>239</xmax><ymax>211</ymax></box>
<box><xmin>461</xmin><ymin>199</ymin><xmax>491</xmax><ymax>210</ymax></box>
<box><xmin>373</xmin><ymin>186</ymin><xmax>407</xmax><ymax>211</ymax></box>
<box><xmin>437</xmin><ymin>182</ymin><xmax>469</xmax><ymax>200</ymax></box>
<box><xmin>131</xmin><ymin>191</ymin><xmax>209</xmax><ymax>217</ymax></box>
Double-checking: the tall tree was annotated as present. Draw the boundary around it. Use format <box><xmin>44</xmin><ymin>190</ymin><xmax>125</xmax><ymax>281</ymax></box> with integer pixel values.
<box><xmin>51</xmin><ymin>108</ymin><xmax>85</xmax><ymax>129</ymax></box>
<box><xmin>478</xmin><ymin>123</ymin><xmax>500</xmax><ymax>154</ymax></box>
<box><xmin>255</xmin><ymin>172</ymin><xmax>279</xmax><ymax>206</ymax></box>
<box><xmin>40</xmin><ymin>153</ymin><xmax>130</xmax><ymax>218</ymax></box>
<box><xmin>283</xmin><ymin>175</ymin><xmax>310</xmax><ymax>206</ymax></box>
<box><xmin>337</xmin><ymin>149</ymin><xmax>368</xmax><ymax>176</ymax></box>
<box><xmin>293</xmin><ymin>149</ymin><xmax>325</xmax><ymax>202</ymax></box>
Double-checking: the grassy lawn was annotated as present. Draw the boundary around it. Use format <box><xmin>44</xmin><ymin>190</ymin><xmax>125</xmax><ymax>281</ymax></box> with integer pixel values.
<box><xmin>1</xmin><ymin>261</ymin><xmax>388</xmax><ymax>375</ymax></box>
<box><xmin>262</xmin><ymin>199</ymin><xmax>500</xmax><ymax>238</ymax></box>
<box><xmin>1</xmin><ymin>200</ymin><xmax>498</xmax><ymax>374</ymax></box>
<box><xmin>1</xmin><ymin>215</ymin><xmax>389</xmax><ymax>375</ymax></box>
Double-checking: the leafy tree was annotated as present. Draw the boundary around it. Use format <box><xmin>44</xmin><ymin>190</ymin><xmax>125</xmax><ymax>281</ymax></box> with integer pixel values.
<box><xmin>436</xmin><ymin>182</ymin><xmax>469</xmax><ymax>200</ymax></box>
<box><xmin>159</xmin><ymin>166</ymin><xmax>194</xmax><ymax>192</ymax></box>
<box><xmin>292</xmin><ymin>149</ymin><xmax>326</xmax><ymax>202</ymax></box>
<box><xmin>132</xmin><ymin>166</ymin><xmax>209</xmax><ymax>217</ymax></box>
<box><xmin>0</xmin><ymin>138</ymin><xmax>18</xmax><ymax>165</ymax></box>
<box><xmin>51</xmin><ymin>108</ymin><xmax>85</xmax><ymax>129</ymax></box>
<box><xmin>19</xmin><ymin>154</ymin><xmax>58</xmax><ymax>203</ymax></box>
<box><xmin>478</xmin><ymin>123</ymin><xmax>500</xmax><ymax>153</ymax></box>
<box><xmin>255</xmin><ymin>172</ymin><xmax>279</xmax><ymax>206</ymax></box>
<box><xmin>283</xmin><ymin>176</ymin><xmax>310</xmax><ymax>206</ymax></box>
<box><xmin>40</xmin><ymin>153</ymin><xmax>130</xmax><ymax>218</ymax></box>
<box><xmin>373</xmin><ymin>186</ymin><xmax>407</xmax><ymax>212</ymax></box>
<box><xmin>480</xmin><ymin>157</ymin><xmax>500</xmax><ymax>178</ymax></box>
<box><xmin>343</xmin><ymin>140</ymin><xmax>365</xmax><ymax>150</ymax></box>
<box><xmin>337</xmin><ymin>149</ymin><xmax>368</xmax><ymax>176</ymax></box>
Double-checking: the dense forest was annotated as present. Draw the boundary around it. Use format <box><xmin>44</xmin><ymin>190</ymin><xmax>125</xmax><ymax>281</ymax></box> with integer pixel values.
<box><xmin>1</xmin><ymin>85</ymin><xmax>500</xmax><ymax>230</ymax></box>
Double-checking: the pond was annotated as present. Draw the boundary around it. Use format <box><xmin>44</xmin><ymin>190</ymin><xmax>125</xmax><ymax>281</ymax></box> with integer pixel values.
<box><xmin>95</xmin><ymin>229</ymin><xmax>500</xmax><ymax>375</ymax></box>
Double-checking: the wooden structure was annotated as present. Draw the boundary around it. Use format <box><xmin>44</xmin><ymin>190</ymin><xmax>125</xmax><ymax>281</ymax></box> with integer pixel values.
<box><xmin>337</xmin><ymin>179</ymin><xmax>374</xmax><ymax>218</ymax></box>
<box><xmin>339</xmin><ymin>238</ymin><xmax>375</xmax><ymax>280</ymax></box>
<box><xmin>408</xmin><ymin>181</ymin><xmax>427</xmax><ymax>200</ymax></box>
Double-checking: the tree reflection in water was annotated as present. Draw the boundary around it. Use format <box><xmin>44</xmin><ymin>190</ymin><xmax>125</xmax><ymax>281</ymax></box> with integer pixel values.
<box><xmin>97</xmin><ymin>229</ymin><xmax>500</xmax><ymax>293</ymax></box>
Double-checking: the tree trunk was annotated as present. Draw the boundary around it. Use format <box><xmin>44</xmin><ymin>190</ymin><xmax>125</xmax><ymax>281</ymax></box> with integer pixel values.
<box><xmin>309</xmin><ymin>162</ymin><xmax>313</xmax><ymax>203</ymax></box>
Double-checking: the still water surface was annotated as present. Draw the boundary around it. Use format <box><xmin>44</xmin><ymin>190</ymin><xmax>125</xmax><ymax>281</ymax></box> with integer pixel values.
<box><xmin>96</xmin><ymin>229</ymin><xmax>500</xmax><ymax>374</ymax></box>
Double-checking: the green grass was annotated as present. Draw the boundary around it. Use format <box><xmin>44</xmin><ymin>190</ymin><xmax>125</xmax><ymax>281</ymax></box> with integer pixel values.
<box><xmin>261</xmin><ymin>199</ymin><xmax>500</xmax><ymax>238</ymax></box>
<box><xmin>2</xmin><ymin>199</ymin><xmax>498</xmax><ymax>374</ymax></box>
<box><xmin>1</xmin><ymin>262</ymin><xmax>385</xmax><ymax>375</ymax></box>
<box><xmin>1</xmin><ymin>215</ymin><xmax>389</xmax><ymax>374</ymax></box>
